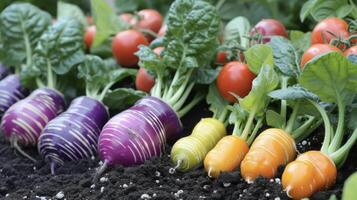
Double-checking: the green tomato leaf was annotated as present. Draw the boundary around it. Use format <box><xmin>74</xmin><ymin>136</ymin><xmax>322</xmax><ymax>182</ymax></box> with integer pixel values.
<box><xmin>0</xmin><ymin>3</ymin><xmax>51</xmax><ymax>68</ymax></box>
<box><xmin>32</xmin><ymin>18</ymin><xmax>85</xmax><ymax>76</ymax></box>
<box><xmin>269</xmin><ymin>85</ymin><xmax>319</xmax><ymax>101</ymax></box>
<box><xmin>57</xmin><ymin>1</ymin><xmax>88</xmax><ymax>27</ymax></box>
<box><xmin>342</xmin><ymin>172</ymin><xmax>357</xmax><ymax>200</ymax></box>
<box><xmin>91</xmin><ymin>0</ymin><xmax>128</xmax><ymax>47</ymax></box>
<box><xmin>347</xmin><ymin>105</ymin><xmax>357</xmax><ymax>131</ymax></box>
<box><xmin>299</xmin><ymin>52</ymin><xmax>357</xmax><ymax>104</ymax></box>
<box><xmin>103</xmin><ymin>88</ymin><xmax>146</xmax><ymax>111</ymax></box>
<box><xmin>239</xmin><ymin>64</ymin><xmax>279</xmax><ymax>116</ymax></box>
<box><xmin>206</xmin><ymin>83</ymin><xmax>229</xmax><ymax>117</ymax></box>
<box><xmin>228</xmin><ymin>103</ymin><xmax>248</xmax><ymax>125</ymax></box>
<box><xmin>193</xmin><ymin>67</ymin><xmax>219</xmax><ymax>85</ymax></box>
<box><xmin>269</xmin><ymin>36</ymin><xmax>300</xmax><ymax>77</ymax></box>
<box><xmin>163</xmin><ymin>0</ymin><xmax>220</xmax><ymax>71</ymax></box>
<box><xmin>136</xmin><ymin>45</ymin><xmax>165</xmax><ymax>78</ymax></box>
<box><xmin>244</xmin><ymin>44</ymin><xmax>273</xmax><ymax>74</ymax></box>
<box><xmin>223</xmin><ymin>16</ymin><xmax>251</xmax><ymax>49</ymax></box>
<box><xmin>266</xmin><ymin>110</ymin><xmax>285</xmax><ymax>129</ymax></box>
<box><xmin>300</xmin><ymin>0</ymin><xmax>319</xmax><ymax>22</ymax></box>
<box><xmin>289</xmin><ymin>30</ymin><xmax>311</xmax><ymax>54</ymax></box>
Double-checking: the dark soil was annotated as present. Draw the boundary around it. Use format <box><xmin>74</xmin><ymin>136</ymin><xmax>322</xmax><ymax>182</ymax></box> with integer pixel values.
<box><xmin>0</xmin><ymin>103</ymin><xmax>356</xmax><ymax>200</ymax></box>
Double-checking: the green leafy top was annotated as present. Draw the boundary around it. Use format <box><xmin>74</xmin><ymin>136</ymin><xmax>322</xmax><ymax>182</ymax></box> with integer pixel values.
<box><xmin>25</xmin><ymin>18</ymin><xmax>85</xmax><ymax>91</ymax></box>
<box><xmin>299</xmin><ymin>52</ymin><xmax>357</xmax><ymax>167</ymax></box>
<box><xmin>136</xmin><ymin>0</ymin><xmax>220</xmax><ymax>118</ymax></box>
<box><xmin>77</xmin><ymin>55</ymin><xmax>137</xmax><ymax>102</ymax></box>
<box><xmin>206</xmin><ymin>84</ymin><xmax>229</xmax><ymax>123</ymax></box>
<box><xmin>244</xmin><ymin>44</ymin><xmax>273</xmax><ymax>74</ymax></box>
<box><xmin>342</xmin><ymin>172</ymin><xmax>357</xmax><ymax>200</ymax></box>
<box><xmin>0</xmin><ymin>3</ymin><xmax>51</xmax><ymax>70</ymax></box>
<box><xmin>57</xmin><ymin>1</ymin><xmax>88</xmax><ymax>27</ymax></box>
<box><xmin>223</xmin><ymin>16</ymin><xmax>251</xmax><ymax>49</ymax></box>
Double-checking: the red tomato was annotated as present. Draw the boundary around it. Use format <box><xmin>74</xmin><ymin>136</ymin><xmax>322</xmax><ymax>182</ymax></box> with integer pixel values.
<box><xmin>84</xmin><ymin>25</ymin><xmax>96</xmax><ymax>49</ymax></box>
<box><xmin>136</xmin><ymin>68</ymin><xmax>155</xmax><ymax>93</ymax></box>
<box><xmin>311</xmin><ymin>17</ymin><xmax>349</xmax><ymax>45</ymax></box>
<box><xmin>119</xmin><ymin>13</ymin><xmax>134</xmax><ymax>24</ymax></box>
<box><xmin>251</xmin><ymin>19</ymin><xmax>288</xmax><ymax>43</ymax></box>
<box><xmin>216</xmin><ymin>51</ymin><xmax>228</xmax><ymax>65</ymax></box>
<box><xmin>216</xmin><ymin>61</ymin><xmax>256</xmax><ymax>103</ymax></box>
<box><xmin>344</xmin><ymin>46</ymin><xmax>357</xmax><ymax>57</ymax></box>
<box><xmin>112</xmin><ymin>30</ymin><xmax>149</xmax><ymax>67</ymax></box>
<box><xmin>158</xmin><ymin>24</ymin><xmax>167</xmax><ymax>37</ymax></box>
<box><xmin>130</xmin><ymin>9</ymin><xmax>163</xmax><ymax>33</ymax></box>
<box><xmin>300</xmin><ymin>44</ymin><xmax>342</xmax><ymax>68</ymax></box>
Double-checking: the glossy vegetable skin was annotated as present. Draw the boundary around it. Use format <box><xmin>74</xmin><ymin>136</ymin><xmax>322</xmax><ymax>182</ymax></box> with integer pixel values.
<box><xmin>38</xmin><ymin>96</ymin><xmax>109</xmax><ymax>173</ymax></box>
<box><xmin>84</xmin><ymin>25</ymin><xmax>96</xmax><ymax>49</ymax></box>
<box><xmin>251</xmin><ymin>19</ymin><xmax>288</xmax><ymax>43</ymax></box>
<box><xmin>112</xmin><ymin>29</ymin><xmax>149</xmax><ymax>67</ymax></box>
<box><xmin>98</xmin><ymin>96</ymin><xmax>183</xmax><ymax>166</ymax></box>
<box><xmin>241</xmin><ymin>128</ymin><xmax>296</xmax><ymax>181</ymax></box>
<box><xmin>134</xmin><ymin>9</ymin><xmax>163</xmax><ymax>34</ymax></box>
<box><xmin>216</xmin><ymin>61</ymin><xmax>256</xmax><ymax>102</ymax></box>
<box><xmin>300</xmin><ymin>44</ymin><xmax>342</xmax><ymax>68</ymax></box>
<box><xmin>282</xmin><ymin>151</ymin><xmax>337</xmax><ymax>199</ymax></box>
<box><xmin>311</xmin><ymin>17</ymin><xmax>349</xmax><ymax>45</ymax></box>
<box><xmin>171</xmin><ymin>118</ymin><xmax>226</xmax><ymax>171</ymax></box>
<box><xmin>344</xmin><ymin>46</ymin><xmax>357</xmax><ymax>57</ymax></box>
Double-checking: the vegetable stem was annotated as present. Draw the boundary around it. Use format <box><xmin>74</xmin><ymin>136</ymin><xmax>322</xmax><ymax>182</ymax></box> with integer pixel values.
<box><xmin>285</xmin><ymin>101</ymin><xmax>300</xmax><ymax>133</ymax></box>
<box><xmin>21</xmin><ymin>19</ymin><xmax>32</xmax><ymax>71</ymax></box>
<box><xmin>93</xmin><ymin>160</ymin><xmax>108</xmax><ymax>183</ymax></box>
<box><xmin>328</xmin><ymin>95</ymin><xmax>345</xmax><ymax>153</ymax></box>
<box><xmin>98</xmin><ymin>82</ymin><xmax>115</xmax><ymax>102</ymax></box>
<box><xmin>291</xmin><ymin>116</ymin><xmax>316</xmax><ymax>141</ymax></box>
<box><xmin>280</xmin><ymin>76</ymin><xmax>288</xmax><ymax>126</ymax></box>
<box><xmin>164</xmin><ymin>48</ymin><xmax>187</xmax><ymax>99</ymax></box>
<box><xmin>218</xmin><ymin>107</ymin><xmax>229</xmax><ymax>123</ymax></box>
<box><xmin>247</xmin><ymin>118</ymin><xmax>263</xmax><ymax>145</ymax></box>
<box><xmin>232</xmin><ymin>121</ymin><xmax>242</xmax><ymax>136</ymax></box>
<box><xmin>330</xmin><ymin>128</ymin><xmax>357</xmax><ymax>167</ymax></box>
<box><xmin>167</xmin><ymin>69</ymin><xmax>193</xmax><ymax>106</ymax></box>
<box><xmin>11</xmin><ymin>136</ymin><xmax>36</xmax><ymax>162</ymax></box>
<box><xmin>215</xmin><ymin>0</ymin><xmax>227</xmax><ymax>10</ymax></box>
<box><xmin>46</xmin><ymin>60</ymin><xmax>56</xmax><ymax>89</ymax></box>
<box><xmin>240</xmin><ymin>106</ymin><xmax>257</xmax><ymax>141</ymax></box>
<box><xmin>172</xmin><ymin>82</ymin><xmax>195</xmax><ymax>111</ymax></box>
<box><xmin>177</xmin><ymin>93</ymin><xmax>204</xmax><ymax>118</ymax></box>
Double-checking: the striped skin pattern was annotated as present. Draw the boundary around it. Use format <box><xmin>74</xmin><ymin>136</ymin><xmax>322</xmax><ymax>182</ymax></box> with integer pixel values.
<box><xmin>99</xmin><ymin>96</ymin><xmax>183</xmax><ymax>166</ymax></box>
<box><xmin>171</xmin><ymin>118</ymin><xmax>226</xmax><ymax>171</ymax></box>
<box><xmin>0</xmin><ymin>75</ymin><xmax>28</xmax><ymax>117</ymax></box>
<box><xmin>1</xmin><ymin>88</ymin><xmax>65</xmax><ymax>146</ymax></box>
<box><xmin>241</xmin><ymin>128</ymin><xmax>296</xmax><ymax>181</ymax></box>
<box><xmin>38</xmin><ymin>96</ymin><xmax>109</xmax><ymax>166</ymax></box>
<box><xmin>0</xmin><ymin>64</ymin><xmax>9</xmax><ymax>80</ymax></box>
<box><xmin>282</xmin><ymin>151</ymin><xmax>337</xmax><ymax>199</ymax></box>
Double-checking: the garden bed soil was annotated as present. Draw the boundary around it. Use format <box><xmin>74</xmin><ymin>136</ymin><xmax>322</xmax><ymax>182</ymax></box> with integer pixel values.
<box><xmin>0</xmin><ymin>103</ymin><xmax>356</xmax><ymax>200</ymax></box>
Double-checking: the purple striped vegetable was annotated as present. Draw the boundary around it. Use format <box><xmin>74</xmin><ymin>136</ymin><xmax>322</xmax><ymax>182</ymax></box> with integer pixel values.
<box><xmin>0</xmin><ymin>74</ymin><xmax>28</xmax><ymax>117</ymax></box>
<box><xmin>0</xmin><ymin>64</ymin><xmax>9</xmax><ymax>80</ymax></box>
<box><xmin>98</xmin><ymin>96</ymin><xmax>182</xmax><ymax>169</ymax></box>
<box><xmin>38</xmin><ymin>96</ymin><xmax>109</xmax><ymax>174</ymax></box>
<box><xmin>1</xmin><ymin>88</ymin><xmax>65</xmax><ymax>161</ymax></box>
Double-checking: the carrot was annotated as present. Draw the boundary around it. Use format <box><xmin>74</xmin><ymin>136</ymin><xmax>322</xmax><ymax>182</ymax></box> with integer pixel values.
<box><xmin>241</xmin><ymin>128</ymin><xmax>296</xmax><ymax>181</ymax></box>
<box><xmin>204</xmin><ymin>135</ymin><xmax>248</xmax><ymax>178</ymax></box>
<box><xmin>282</xmin><ymin>151</ymin><xmax>337</xmax><ymax>199</ymax></box>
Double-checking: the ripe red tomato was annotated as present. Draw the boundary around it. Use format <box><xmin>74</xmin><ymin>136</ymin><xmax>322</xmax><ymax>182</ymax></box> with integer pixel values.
<box><xmin>136</xmin><ymin>68</ymin><xmax>155</xmax><ymax>93</ymax></box>
<box><xmin>112</xmin><ymin>30</ymin><xmax>149</xmax><ymax>67</ymax></box>
<box><xmin>216</xmin><ymin>61</ymin><xmax>256</xmax><ymax>103</ymax></box>
<box><xmin>158</xmin><ymin>24</ymin><xmax>167</xmax><ymax>37</ymax></box>
<box><xmin>216</xmin><ymin>51</ymin><xmax>228</xmax><ymax>65</ymax></box>
<box><xmin>84</xmin><ymin>25</ymin><xmax>96</xmax><ymax>49</ymax></box>
<box><xmin>251</xmin><ymin>19</ymin><xmax>288</xmax><ymax>43</ymax></box>
<box><xmin>131</xmin><ymin>9</ymin><xmax>163</xmax><ymax>33</ymax></box>
<box><xmin>300</xmin><ymin>44</ymin><xmax>342</xmax><ymax>68</ymax></box>
<box><xmin>344</xmin><ymin>46</ymin><xmax>357</xmax><ymax>57</ymax></box>
<box><xmin>311</xmin><ymin>17</ymin><xmax>349</xmax><ymax>45</ymax></box>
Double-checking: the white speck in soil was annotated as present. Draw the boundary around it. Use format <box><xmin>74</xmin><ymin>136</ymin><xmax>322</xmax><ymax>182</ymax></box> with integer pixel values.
<box><xmin>90</xmin><ymin>184</ymin><xmax>95</xmax><ymax>189</ymax></box>
<box><xmin>99</xmin><ymin>161</ymin><xmax>103</xmax><ymax>166</ymax></box>
<box><xmin>213</xmin><ymin>190</ymin><xmax>217</xmax><ymax>193</ymax></box>
<box><xmin>100</xmin><ymin>177</ymin><xmax>108</xmax><ymax>183</ymax></box>
<box><xmin>35</xmin><ymin>196</ymin><xmax>47</xmax><ymax>200</ymax></box>
<box><xmin>270</xmin><ymin>179</ymin><xmax>274</xmax><ymax>182</ymax></box>
<box><xmin>243</xmin><ymin>189</ymin><xmax>247</xmax><ymax>193</ymax></box>
<box><xmin>275</xmin><ymin>178</ymin><xmax>281</xmax><ymax>183</ymax></box>
<box><xmin>274</xmin><ymin>197</ymin><xmax>281</xmax><ymax>200</ymax></box>
<box><xmin>5</xmin><ymin>194</ymin><xmax>9</xmax><ymax>197</ymax></box>
<box><xmin>203</xmin><ymin>185</ymin><xmax>209</xmax><ymax>190</ymax></box>
<box><xmin>155</xmin><ymin>171</ymin><xmax>161</xmax><ymax>177</ymax></box>
<box><xmin>100</xmin><ymin>187</ymin><xmax>105</xmax><ymax>193</ymax></box>
<box><xmin>223</xmin><ymin>182</ymin><xmax>231</xmax><ymax>187</ymax></box>
<box><xmin>122</xmin><ymin>184</ymin><xmax>128</xmax><ymax>188</ymax></box>
<box><xmin>129</xmin><ymin>182</ymin><xmax>133</xmax><ymax>185</ymax></box>
<box><xmin>176</xmin><ymin>178</ymin><xmax>180</xmax><ymax>181</ymax></box>
<box><xmin>33</xmin><ymin>166</ymin><xmax>37</xmax><ymax>171</ymax></box>
<box><xmin>199</xmin><ymin>196</ymin><xmax>206</xmax><ymax>199</ymax></box>
<box><xmin>23</xmin><ymin>196</ymin><xmax>27</xmax><ymax>199</ymax></box>
<box><xmin>153</xmin><ymin>193</ymin><xmax>157</xmax><ymax>197</ymax></box>
<box><xmin>265</xmin><ymin>193</ymin><xmax>270</xmax><ymax>197</ymax></box>
<box><xmin>91</xmin><ymin>156</ymin><xmax>95</xmax><ymax>160</ymax></box>
<box><xmin>301</xmin><ymin>140</ymin><xmax>307</xmax><ymax>145</ymax></box>
<box><xmin>174</xmin><ymin>190</ymin><xmax>184</xmax><ymax>197</ymax></box>
<box><xmin>140</xmin><ymin>194</ymin><xmax>151</xmax><ymax>199</ymax></box>
<box><xmin>155</xmin><ymin>180</ymin><xmax>159</xmax><ymax>183</ymax></box>
<box><xmin>55</xmin><ymin>191</ymin><xmax>65</xmax><ymax>199</ymax></box>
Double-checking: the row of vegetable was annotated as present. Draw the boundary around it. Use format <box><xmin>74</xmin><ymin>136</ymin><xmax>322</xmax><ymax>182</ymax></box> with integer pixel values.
<box><xmin>0</xmin><ymin>0</ymin><xmax>356</xmax><ymax>199</ymax></box>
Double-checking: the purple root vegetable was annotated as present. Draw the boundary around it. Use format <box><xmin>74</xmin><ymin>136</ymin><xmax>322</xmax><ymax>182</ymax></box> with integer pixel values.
<box><xmin>0</xmin><ymin>64</ymin><xmax>9</xmax><ymax>80</ymax></box>
<box><xmin>1</xmin><ymin>87</ymin><xmax>65</xmax><ymax>161</ymax></box>
<box><xmin>38</xmin><ymin>96</ymin><xmax>109</xmax><ymax>174</ymax></box>
<box><xmin>0</xmin><ymin>74</ymin><xmax>28</xmax><ymax>117</ymax></box>
<box><xmin>96</xmin><ymin>96</ymin><xmax>182</xmax><ymax>178</ymax></box>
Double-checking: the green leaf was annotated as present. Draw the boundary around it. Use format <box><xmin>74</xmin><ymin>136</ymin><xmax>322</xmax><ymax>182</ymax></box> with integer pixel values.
<box><xmin>289</xmin><ymin>30</ymin><xmax>311</xmax><ymax>53</ymax></box>
<box><xmin>269</xmin><ymin>85</ymin><xmax>319</xmax><ymax>101</ymax></box>
<box><xmin>114</xmin><ymin>0</ymin><xmax>141</xmax><ymax>13</ymax></box>
<box><xmin>300</xmin><ymin>0</ymin><xmax>318</xmax><ymax>22</ymax></box>
<box><xmin>329</xmin><ymin>194</ymin><xmax>337</xmax><ymax>200</ymax></box>
<box><xmin>103</xmin><ymin>88</ymin><xmax>146</xmax><ymax>110</ymax></box>
<box><xmin>206</xmin><ymin>84</ymin><xmax>228</xmax><ymax>117</ymax></box>
<box><xmin>32</xmin><ymin>18</ymin><xmax>85</xmax><ymax>75</ymax></box>
<box><xmin>348</xmin><ymin>54</ymin><xmax>357</xmax><ymax>65</ymax></box>
<box><xmin>57</xmin><ymin>1</ymin><xmax>88</xmax><ymax>27</ymax></box>
<box><xmin>223</xmin><ymin>16</ymin><xmax>251</xmax><ymax>49</ymax></box>
<box><xmin>136</xmin><ymin>45</ymin><xmax>165</xmax><ymax>77</ymax></box>
<box><xmin>311</xmin><ymin>0</ymin><xmax>349</xmax><ymax>21</ymax></box>
<box><xmin>269</xmin><ymin>36</ymin><xmax>300</xmax><ymax>77</ymax></box>
<box><xmin>347</xmin><ymin>105</ymin><xmax>357</xmax><ymax>131</ymax></box>
<box><xmin>299</xmin><ymin>52</ymin><xmax>357</xmax><ymax>104</ymax></box>
<box><xmin>91</xmin><ymin>0</ymin><xmax>128</xmax><ymax>47</ymax></box>
<box><xmin>163</xmin><ymin>0</ymin><xmax>220</xmax><ymax>71</ymax></box>
<box><xmin>244</xmin><ymin>44</ymin><xmax>273</xmax><ymax>74</ymax></box>
<box><xmin>240</xmin><ymin>64</ymin><xmax>279</xmax><ymax>116</ymax></box>
<box><xmin>194</xmin><ymin>67</ymin><xmax>219</xmax><ymax>85</ymax></box>
<box><xmin>342</xmin><ymin>172</ymin><xmax>357</xmax><ymax>200</ymax></box>
<box><xmin>228</xmin><ymin>103</ymin><xmax>248</xmax><ymax>125</ymax></box>
<box><xmin>0</xmin><ymin>3</ymin><xmax>51</xmax><ymax>68</ymax></box>
<box><xmin>266</xmin><ymin>110</ymin><xmax>285</xmax><ymax>129</ymax></box>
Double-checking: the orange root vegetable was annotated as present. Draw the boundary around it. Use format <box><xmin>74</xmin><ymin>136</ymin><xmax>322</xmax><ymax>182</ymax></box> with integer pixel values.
<box><xmin>240</xmin><ymin>128</ymin><xmax>296</xmax><ymax>182</ymax></box>
<box><xmin>204</xmin><ymin>135</ymin><xmax>249</xmax><ymax>178</ymax></box>
<box><xmin>282</xmin><ymin>151</ymin><xmax>337</xmax><ymax>199</ymax></box>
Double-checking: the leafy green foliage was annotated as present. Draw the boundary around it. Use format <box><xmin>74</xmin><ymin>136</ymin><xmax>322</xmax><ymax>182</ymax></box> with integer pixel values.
<box><xmin>0</xmin><ymin>3</ymin><xmax>51</xmax><ymax>68</ymax></box>
<box><xmin>342</xmin><ymin>172</ymin><xmax>357</xmax><ymax>200</ymax></box>
<box><xmin>228</xmin><ymin>103</ymin><xmax>248</xmax><ymax>125</ymax></box>
<box><xmin>57</xmin><ymin>1</ymin><xmax>88</xmax><ymax>27</ymax></box>
<box><xmin>269</xmin><ymin>36</ymin><xmax>300</xmax><ymax>77</ymax></box>
<box><xmin>223</xmin><ymin>16</ymin><xmax>251</xmax><ymax>49</ymax></box>
<box><xmin>78</xmin><ymin>55</ymin><xmax>136</xmax><ymax>101</ymax></box>
<box><xmin>289</xmin><ymin>30</ymin><xmax>311</xmax><ymax>54</ymax></box>
<box><xmin>115</xmin><ymin>0</ymin><xmax>174</xmax><ymax>16</ymax></box>
<box><xmin>266</xmin><ymin>109</ymin><xmax>285</xmax><ymax>129</ymax></box>
<box><xmin>194</xmin><ymin>68</ymin><xmax>220</xmax><ymax>85</ymax></box>
<box><xmin>244</xmin><ymin>44</ymin><xmax>273</xmax><ymax>74</ymax></box>
<box><xmin>103</xmin><ymin>88</ymin><xmax>146</xmax><ymax>111</ymax></box>
<box><xmin>269</xmin><ymin>85</ymin><xmax>319</xmax><ymax>101</ymax></box>
<box><xmin>91</xmin><ymin>0</ymin><xmax>128</xmax><ymax>47</ymax></box>
<box><xmin>206</xmin><ymin>84</ymin><xmax>228</xmax><ymax>118</ymax></box>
